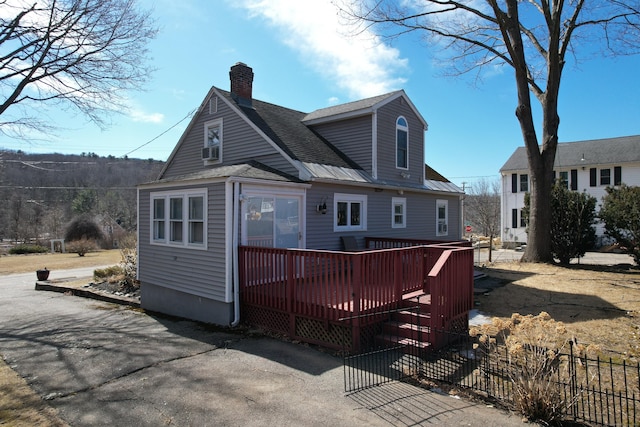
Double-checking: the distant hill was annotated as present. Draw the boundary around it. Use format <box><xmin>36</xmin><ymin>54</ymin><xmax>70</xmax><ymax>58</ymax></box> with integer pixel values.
<box><xmin>0</xmin><ymin>150</ymin><xmax>164</xmax><ymax>188</ymax></box>
<box><xmin>0</xmin><ymin>150</ymin><xmax>165</xmax><ymax>241</ymax></box>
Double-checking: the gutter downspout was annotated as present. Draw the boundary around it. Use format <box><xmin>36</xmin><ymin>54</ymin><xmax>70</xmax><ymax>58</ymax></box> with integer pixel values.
<box><xmin>230</xmin><ymin>180</ymin><xmax>241</xmax><ymax>327</ymax></box>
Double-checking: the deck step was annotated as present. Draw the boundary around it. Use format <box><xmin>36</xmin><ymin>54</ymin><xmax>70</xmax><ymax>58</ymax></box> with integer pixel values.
<box><xmin>383</xmin><ymin>321</ymin><xmax>431</xmax><ymax>341</ymax></box>
<box><xmin>375</xmin><ymin>334</ymin><xmax>432</xmax><ymax>350</ymax></box>
<box><xmin>394</xmin><ymin>310</ymin><xmax>431</xmax><ymax>324</ymax></box>
<box><xmin>402</xmin><ymin>291</ymin><xmax>431</xmax><ymax>309</ymax></box>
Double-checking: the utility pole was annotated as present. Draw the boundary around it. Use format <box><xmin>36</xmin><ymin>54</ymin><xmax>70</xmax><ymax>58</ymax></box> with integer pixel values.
<box><xmin>461</xmin><ymin>181</ymin><xmax>467</xmax><ymax>239</ymax></box>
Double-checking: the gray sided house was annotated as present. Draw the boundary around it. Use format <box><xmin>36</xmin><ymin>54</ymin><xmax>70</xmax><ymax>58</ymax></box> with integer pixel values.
<box><xmin>138</xmin><ymin>63</ymin><xmax>464</xmax><ymax>325</ymax></box>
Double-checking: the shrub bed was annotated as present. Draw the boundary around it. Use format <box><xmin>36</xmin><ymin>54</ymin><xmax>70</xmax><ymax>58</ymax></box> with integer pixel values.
<box><xmin>9</xmin><ymin>244</ymin><xmax>48</xmax><ymax>255</ymax></box>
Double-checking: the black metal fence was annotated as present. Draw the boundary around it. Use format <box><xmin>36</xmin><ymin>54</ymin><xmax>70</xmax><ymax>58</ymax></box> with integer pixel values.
<box><xmin>342</xmin><ymin>306</ymin><xmax>425</xmax><ymax>393</ymax></box>
<box><xmin>341</xmin><ymin>309</ymin><xmax>640</xmax><ymax>426</ymax></box>
<box><xmin>420</xmin><ymin>330</ymin><xmax>640</xmax><ymax>426</ymax></box>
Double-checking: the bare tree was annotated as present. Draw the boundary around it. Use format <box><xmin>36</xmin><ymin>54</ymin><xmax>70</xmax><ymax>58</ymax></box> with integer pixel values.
<box><xmin>465</xmin><ymin>178</ymin><xmax>501</xmax><ymax>262</ymax></box>
<box><xmin>338</xmin><ymin>0</ymin><xmax>640</xmax><ymax>262</ymax></box>
<box><xmin>0</xmin><ymin>0</ymin><xmax>157</xmax><ymax>137</ymax></box>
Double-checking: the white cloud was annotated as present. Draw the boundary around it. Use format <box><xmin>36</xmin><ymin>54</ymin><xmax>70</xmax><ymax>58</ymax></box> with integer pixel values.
<box><xmin>129</xmin><ymin>109</ymin><xmax>165</xmax><ymax>124</ymax></box>
<box><xmin>234</xmin><ymin>0</ymin><xmax>408</xmax><ymax>99</ymax></box>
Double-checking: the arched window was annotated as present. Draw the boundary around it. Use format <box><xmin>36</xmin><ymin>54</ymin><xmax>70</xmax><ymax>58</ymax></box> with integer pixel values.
<box><xmin>396</xmin><ymin>117</ymin><xmax>408</xmax><ymax>169</ymax></box>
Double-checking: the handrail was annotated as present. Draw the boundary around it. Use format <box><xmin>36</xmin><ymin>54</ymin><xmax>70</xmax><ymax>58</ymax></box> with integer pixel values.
<box><xmin>426</xmin><ymin>247</ymin><xmax>475</xmax><ymax>347</ymax></box>
<box><xmin>365</xmin><ymin>236</ymin><xmax>471</xmax><ymax>249</ymax></box>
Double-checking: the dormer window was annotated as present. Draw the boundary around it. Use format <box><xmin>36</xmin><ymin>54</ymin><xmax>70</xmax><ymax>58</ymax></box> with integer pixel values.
<box><xmin>203</xmin><ymin>119</ymin><xmax>223</xmax><ymax>163</ymax></box>
<box><xmin>396</xmin><ymin>117</ymin><xmax>408</xmax><ymax>169</ymax></box>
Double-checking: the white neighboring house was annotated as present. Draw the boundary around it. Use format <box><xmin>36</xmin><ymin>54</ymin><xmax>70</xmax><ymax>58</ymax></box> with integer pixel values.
<box><xmin>500</xmin><ymin>135</ymin><xmax>640</xmax><ymax>248</ymax></box>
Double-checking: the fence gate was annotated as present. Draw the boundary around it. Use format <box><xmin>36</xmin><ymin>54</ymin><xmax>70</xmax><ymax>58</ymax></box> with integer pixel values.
<box><xmin>341</xmin><ymin>306</ymin><xmax>426</xmax><ymax>393</ymax></box>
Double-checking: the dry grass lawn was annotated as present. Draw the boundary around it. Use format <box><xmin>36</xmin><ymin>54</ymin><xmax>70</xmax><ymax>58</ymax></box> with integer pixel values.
<box><xmin>478</xmin><ymin>261</ymin><xmax>640</xmax><ymax>360</ymax></box>
<box><xmin>0</xmin><ymin>249</ymin><xmax>121</xmax><ymax>275</ymax></box>
<box><xmin>0</xmin><ymin>359</ymin><xmax>69</xmax><ymax>426</ymax></box>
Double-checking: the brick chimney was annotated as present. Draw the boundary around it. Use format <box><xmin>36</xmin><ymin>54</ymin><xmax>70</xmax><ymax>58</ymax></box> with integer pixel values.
<box><xmin>229</xmin><ymin>62</ymin><xmax>253</xmax><ymax>106</ymax></box>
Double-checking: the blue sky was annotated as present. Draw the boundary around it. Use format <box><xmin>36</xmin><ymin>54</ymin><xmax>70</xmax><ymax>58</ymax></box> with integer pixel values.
<box><xmin>2</xmin><ymin>0</ymin><xmax>639</xmax><ymax>188</ymax></box>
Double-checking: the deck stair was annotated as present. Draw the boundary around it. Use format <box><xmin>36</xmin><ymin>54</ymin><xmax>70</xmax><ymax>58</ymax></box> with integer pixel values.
<box><xmin>375</xmin><ymin>290</ymin><xmax>433</xmax><ymax>354</ymax></box>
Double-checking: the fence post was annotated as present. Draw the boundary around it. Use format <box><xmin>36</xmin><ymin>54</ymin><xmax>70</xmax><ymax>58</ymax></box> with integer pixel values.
<box><xmin>394</xmin><ymin>250</ymin><xmax>403</xmax><ymax>304</ymax></box>
<box><xmin>287</xmin><ymin>251</ymin><xmax>296</xmax><ymax>337</ymax></box>
<box><xmin>351</xmin><ymin>254</ymin><xmax>362</xmax><ymax>353</ymax></box>
<box><xmin>568</xmin><ymin>339</ymin><xmax>577</xmax><ymax>421</ymax></box>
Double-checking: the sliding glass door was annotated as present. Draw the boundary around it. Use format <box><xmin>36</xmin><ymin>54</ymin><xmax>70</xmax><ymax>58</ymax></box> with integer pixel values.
<box><xmin>243</xmin><ymin>192</ymin><xmax>302</xmax><ymax>249</ymax></box>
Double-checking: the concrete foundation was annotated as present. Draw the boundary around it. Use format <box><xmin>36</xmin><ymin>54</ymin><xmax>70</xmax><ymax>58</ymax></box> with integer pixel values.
<box><xmin>141</xmin><ymin>282</ymin><xmax>233</xmax><ymax>326</ymax></box>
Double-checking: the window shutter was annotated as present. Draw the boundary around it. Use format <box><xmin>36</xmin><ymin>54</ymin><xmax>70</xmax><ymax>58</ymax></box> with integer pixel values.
<box><xmin>512</xmin><ymin>174</ymin><xmax>517</xmax><ymax>193</ymax></box>
<box><xmin>590</xmin><ymin>168</ymin><xmax>597</xmax><ymax>187</ymax></box>
<box><xmin>614</xmin><ymin>166</ymin><xmax>622</xmax><ymax>186</ymax></box>
<box><xmin>570</xmin><ymin>169</ymin><xmax>578</xmax><ymax>191</ymax></box>
<box><xmin>512</xmin><ymin>209</ymin><xmax>518</xmax><ymax>228</ymax></box>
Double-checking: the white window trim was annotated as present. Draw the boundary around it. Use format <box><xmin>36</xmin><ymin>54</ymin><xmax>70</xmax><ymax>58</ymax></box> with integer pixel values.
<box><xmin>150</xmin><ymin>188</ymin><xmax>207</xmax><ymax>250</ymax></box>
<box><xmin>209</xmin><ymin>96</ymin><xmax>218</xmax><ymax>114</ymax></box>
<box><xmin>203</xmin><ymin>118</ymin><xmax>223</xmax><ymax>164</ymax></box>
<box><xmin>436</xmin><ymin>199</ymin><xmax>448</xmax><ymax>237</ymax></box>
<box><xmin>334</xmin><ymin>193</ymin><xmax>367</xmax><ymax>232</ymax></box>
<box><xmin>395</xmin><ymin>116</ymin><xmax>409</xmax><ymax>170</ymax></box>
<box><xmin>391</xmin><ymin>197</ymin><xmax>406</xmax><ymax>229</ymax></box>
<box><xmin>519</xmin><ymin>174</ymin><xmax>529</xmax><ymax>192</ymax></box>
<box><xmin>600</xmin><ymin>168</ymin><xmax>611</xmax><ymax>186</ymax></box>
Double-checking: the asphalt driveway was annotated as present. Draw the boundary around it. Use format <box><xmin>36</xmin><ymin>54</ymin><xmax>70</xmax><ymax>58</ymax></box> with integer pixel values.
<box><xmin>0</xmin><ymin>268</ymin><xmax>527</xmax><ymax>426</ymax></box>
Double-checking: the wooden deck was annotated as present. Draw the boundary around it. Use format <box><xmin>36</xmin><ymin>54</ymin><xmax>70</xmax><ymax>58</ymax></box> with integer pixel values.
<box><xmin>239</xmin><ymin>238</ymin><xmax>474</xmax><ymax>352</ymax></box>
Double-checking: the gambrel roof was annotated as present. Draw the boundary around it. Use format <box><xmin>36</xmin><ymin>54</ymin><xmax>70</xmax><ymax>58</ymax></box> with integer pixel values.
<box><xmin>501</xmin><ymin>135</ymin><xmax>640</xmax><ymax>172</ymax></box>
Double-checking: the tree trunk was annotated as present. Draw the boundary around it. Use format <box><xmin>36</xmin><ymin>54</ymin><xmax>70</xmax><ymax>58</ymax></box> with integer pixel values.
<box><xmin>503</xmin><ymin>0</ymin><xmax>561</xmax><ymax>263</ymax></box>
<box><xmin>523</xmin><ymin>155</ymin><xmax>555</xmax><ymax>263</ymax></box>
<box><xmin>523</xmin><ymin>2</ymin><xmax>563</xmax><ymax>263</ymax></box>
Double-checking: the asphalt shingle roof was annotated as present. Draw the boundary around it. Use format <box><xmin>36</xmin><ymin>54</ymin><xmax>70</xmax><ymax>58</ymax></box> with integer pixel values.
<box><xmin>218</xmin><ymin>89</ymin><xmax>359</xmax><ymax>169</ymax></box>
<box><xmin>302</xmin><ymin>91</ymin><xmax>402</xmax><ymax>122</ymax></box>
<box><xmin>500</xmin><ymin>135</ymin><xmax>640</xmax><ymax>172</ymax></box>
<box><xmin>151</xmin><ymin>161</ymin><xmax>303</xmax><ymax>185</ymax></box>
<box><xmin>213</xmin><ymin>88</ymin><xmax>454</xmax><ymax>190</ymax></box>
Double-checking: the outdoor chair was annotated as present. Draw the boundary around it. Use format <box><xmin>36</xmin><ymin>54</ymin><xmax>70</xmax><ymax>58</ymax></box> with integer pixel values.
<box><xmin>341</xmin><ymin>236</ymin><xmax>363</xmax><ymax>252</ymax></box>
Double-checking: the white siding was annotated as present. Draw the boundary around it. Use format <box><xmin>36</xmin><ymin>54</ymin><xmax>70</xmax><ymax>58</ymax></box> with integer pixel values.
<box><xmin>501</xmin><ymin>161</ymin><xmax>640</xmax><ymax>245</ymax></box>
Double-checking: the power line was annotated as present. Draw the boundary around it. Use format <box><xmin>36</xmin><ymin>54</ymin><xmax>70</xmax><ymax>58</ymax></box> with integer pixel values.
<box><xmin>449</xmin><ymin>174</ymin><xmax>500</xmax><ymax>179</ymax></box>
<box><xmin>122</xmin><ymin>108</ymin><xmax>197</xmax><ymax>158</ymax></box>
<box><xmin>0</xmin><ymin>186</ymin><xmax>137</xmax><ymax>190</ymax></box>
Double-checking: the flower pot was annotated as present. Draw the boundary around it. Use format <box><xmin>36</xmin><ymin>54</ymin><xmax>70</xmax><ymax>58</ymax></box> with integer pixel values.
<box><xmin>36</xmin><ymin>269</ymin><xmax>50</xmax><ymax>281</ymax></box>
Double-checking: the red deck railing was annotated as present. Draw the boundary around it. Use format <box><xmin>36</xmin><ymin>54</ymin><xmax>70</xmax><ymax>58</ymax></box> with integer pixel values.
<box><xmin>238</xmin><ymin>238</ymin><xmax>474</xmax><ymax>351</ymax></box>
<box><xmin>426</xmin><ymin>247</ymin><xmax>475</xmax><ymax>348</ymax></box>
<box><xmin>365</xmin><ymin>236</ymin><xmax>471</xmax><ymax>249</ymax></box>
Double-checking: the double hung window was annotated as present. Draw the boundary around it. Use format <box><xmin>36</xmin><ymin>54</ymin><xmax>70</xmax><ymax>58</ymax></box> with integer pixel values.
<box><xmin>559</xmin><ymin>171</ymin><xmax>569</xmax><ymax>189</ymax></box>
<box><xmin>436</xmin><ymin>200</ymin><xmax>448</xmax><ymax>236</ymax></box>
<box><xmin>392</xmin><ymin>197</ymin><xmax>406</xmax><ymax>228</ymax></box>
<box><xmin>203</xmin><ymin>119</ymin><xmax>223</xmax><ymax>162</ymax></box>
<box><xmin>334</xmin><ymin>193</ymin><xmax>367</xmax><ymax>231</ymax></box>
<box><xmin>519</xmin><ymin>174</ymin><xmax>529</xmax><ymax>192</ymax></box>
<box><xmin>152</xmin><ymin>189</ymin><xmax>206</xmax><ymax>248</ymax></box>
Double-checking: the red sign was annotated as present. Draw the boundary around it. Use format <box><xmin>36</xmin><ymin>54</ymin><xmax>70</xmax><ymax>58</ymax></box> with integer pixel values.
<box><xmin>465</xmin><ymin>225</ymin><xmax>472</xmax><ymax>233</ymax></box>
